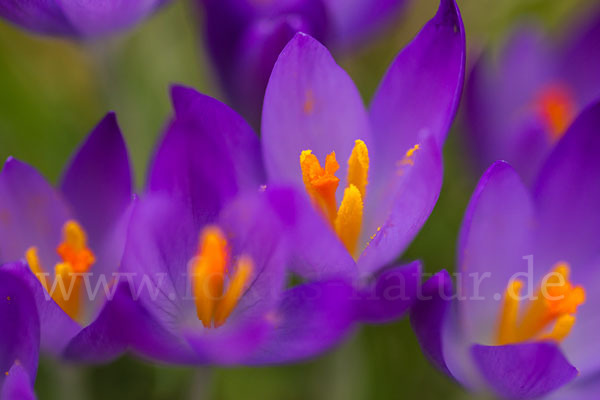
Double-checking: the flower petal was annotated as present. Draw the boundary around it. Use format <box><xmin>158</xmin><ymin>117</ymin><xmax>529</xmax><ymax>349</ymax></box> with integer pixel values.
<box><xmin>457</xmin><ymin>161</ymin><xmax>534</xmax><ymax>344</ymax></box>
<box><xmin>358</xmin><ymin>135</ymin><xmax>442</xmax><ymax>277</ymax></box>
<box><xmin>471</xmin><ymin>342</ymin><xmax>577</xmax><ymax>399</ymax></box>
<box><xmin>149</xmin><ymin>89</ymin><xmax>264</xmax><ymax>225</ymax></box>
<box><xmin>1</xmin><ymin>262</ymin><xmax>80</xmax><ymax>357</ymax></box>
<box><xmin>321</xmin><ymin>0</ymin><xmax>407</xmax><ymax>49</ymax></box>
<box><xmin>533</xmin><ymin>101</ymin><xmax>600</xmax><ymax>274</ymax></box>
<box><xmin>0</xmin><ymin>0</ymin><xmax>75</xmax><ymax>35</ymax></box>
<box><xmin>262</xmin><ymin>186</ymin><xmax>356</xmax><ymax>281</ymax></box>
<box><xmin>409</xmin><ymin>270</ymin><xmax>454</xmax><ymax>376</ymax></box>
<box><xmin>1</xmin><ymin>363</ymin><xmax>36</xmax><ymax>400</ymax></box>
<box><xmin>60</xmin><ymin>112</ymin><xmax>133</xmax><ymax>248</ymax></box>
<box><xmin>354</xmin><ymin>261</ymin><xmax>420</xmax><ymax>323</ymax></box>
<box><xmin>248</xmin><ymin>279</ymin><xmax>355</xmax><ymax>364</ymax></box>
<box><xmin>0</xmin><ymin>158</ymin><xmax>71</xmax><ymax>267</ymax></box>
<box><xmin>231</xmin><ymin>15</ymin><xmax>313</xmax><ymax>128</ymax></box>
<box><xmin>262</xmin><ymin>32</ymin><xmax>372</xmax><ymax>186</ymax></box>
<box><xmin>369</xmin><ymin>0</ymin><xmax>464</xmax><ymax>174</ymax></box>
<box><xmin>560</xmin><ymin>7</ymin><xmax>600</xmax><ymax>107</ymax></box>
<box><xmin>0</xmin><ymin>265</ymin><xmax>39</xmax><ymax>386</ymax></box>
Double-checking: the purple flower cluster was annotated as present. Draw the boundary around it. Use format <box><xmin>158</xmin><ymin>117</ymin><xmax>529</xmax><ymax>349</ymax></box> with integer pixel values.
<box><xmin>1</xmin><ymin>0</ymin><xmax>600</xmax><ymax>399</ymax></box>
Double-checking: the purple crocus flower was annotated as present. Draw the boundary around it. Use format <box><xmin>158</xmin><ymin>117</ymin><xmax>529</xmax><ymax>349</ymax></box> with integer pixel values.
<box><xmin>0</xmin><ymin>113</ymin><xmax>134</xmax><ymax>362</ymax></box>
<box><xmin>411</xmin><ymin>102</ymin><xmax>600</xmax><ymax>399</ymax></box>
<box><xmin>197</xmin><ymin>0</ymin><xmax>410</xmax><ymax>127</ymax></box>
<box><xmin>0</xmin><ymin>263</ymin><xmax>40</xmax><ymax>400</ymax></box>
<box><xmin>116</xmin><ymin>87</ymin><xmax>355</xmax><ymax>365</ymax></box>
<box><xmin>464</xmin><ymin>7</ymin><xmax>600</xmax><ymax>184</ymax></box>
<box><xmin>259</xmin><ymin>0</ymin><xmax>464</xmax><ymax>322</ymax></box>
<box><xmin>0</xmin><ymin>0</ymin><xmax>169</xmax><ymax>37</ymax></box>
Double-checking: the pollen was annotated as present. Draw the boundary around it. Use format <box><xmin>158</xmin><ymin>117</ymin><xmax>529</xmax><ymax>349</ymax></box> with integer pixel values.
<box><xmin>191</xmin><ymin>226</ymin><xmax>253</xmax><ymax>328</ymax></box>
<box><xmin>24</xmin><ymin>220</ymin><xmax>95</xmax><ymax>322</ymax></box>
<box><xmin>299</xmin><ymin>140</ymin><xmax>369</xmax><ymax>257</ymax></box>
<box><xmin>495</xmin><ymin>262</ymin><xmax>585</xmax><ymax>345</ymax></box>
<box><xmin>534</xmin><ymin>83</ymin><xmax>576</xmax><ymax>142</ymax></box>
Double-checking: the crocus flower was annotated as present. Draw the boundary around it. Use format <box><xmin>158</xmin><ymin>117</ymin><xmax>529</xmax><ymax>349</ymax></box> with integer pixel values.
<box><xmin>411</xmin><ymin>102</ymin><xmax>600</xmax><ymax>399</ymax></box>
<box><xmin>0</xmin><ymin>263</ymin><xmax>40</xmax><ymax>400</ymax></box>
<box><xmin>0</xmin><ymin>113</ymin><xmax>134</xmax><ymax>362</ymax></box>
<box><xmin>464</xmin><ymin>8</ymin><xmax>600</xmax><ymax>184</ymax></box>
<box><xmin>197</xmin><ymin>0</ymin><xmax>409</xmax><ymax>127</ymax></box>
<box><xmin>0</xmin><ymin>0</ymin><xmax>169</xmax><ymax>37</ymax></box>
<box><xmin>118</xmin><ymin>90</ymin><xmax>355</xmax><ymax>364</ymax></box>
<box><xmin>259</xmin><ymin>0</ymin><xmax>464</xmax><ymax>322</ymax></box>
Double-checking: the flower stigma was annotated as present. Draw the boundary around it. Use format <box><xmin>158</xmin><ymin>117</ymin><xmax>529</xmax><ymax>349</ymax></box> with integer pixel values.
<box><xmin>25</xmin><ymin>220</ymin><xmax>95</xmax><ymax>321</ymax></box>
<box><xmin>191</xmin><ymin>226</ymin><xmax>254</xmax><ymax>328</ymax></box>
<box><xmin>496</xmin><ymin>262</ymin><xmax>585</xmax><ymax>345</ymax></box>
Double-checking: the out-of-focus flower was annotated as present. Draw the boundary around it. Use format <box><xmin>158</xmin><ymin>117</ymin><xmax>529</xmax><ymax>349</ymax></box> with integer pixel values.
<box><xmin>260</xmin><ymin>0</ymin><xmax>464</xmax><ymax>322</ymax></box>
<box><xmin>411</xmin><ymin>102</ymin><xmax>600</xmax><ymax>399</ymax></box>
<box><xmin>119</xmin><ymin>88</ymin><xmax>355</xmax><ymax>365</ymax></box>
<box><xmin>0</xmin><ymin>113</ymin><xmax>134</xmax><ymax>362</ymax></box>
<box><xmin>0</xmin><ymin>0</ymin><xmax>169</xmax><ymax>37</ymax></box>
<box><xmin>464</xmin><ymin>8</ymin><xmax>600</xmax><ymax>183</ymax></box>
<box><xmin>0</xmin><ymin>263</ymin><xmax>40</xmax><ymax>400</ymax></box>
<box><xmin>197</xmin><ymin>0</ymin><xmax>410</xmax><ymax>127</ymax></box>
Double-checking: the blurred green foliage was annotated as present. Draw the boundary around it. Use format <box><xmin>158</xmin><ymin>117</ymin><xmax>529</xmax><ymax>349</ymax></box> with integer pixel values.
<box><xmin>0</xmin><ymin>0</ymin><xmax>594</xmax><ymax>398</ymax></box>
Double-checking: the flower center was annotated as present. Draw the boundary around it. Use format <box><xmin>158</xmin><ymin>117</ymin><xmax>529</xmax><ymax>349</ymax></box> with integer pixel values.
<box><xmin>496</xmin><ymin>262</ymin><xmax>585</xmax><ymax>345</ymax></box>
<box><xmin>25</xmin><ymin>220</ymin><xmax>95</xmax><ymax>322</ymax></box>
<box><xmin>534</xmin><ymin>83</ymin><xmax>576</xmax><ymax>142</ymax></box>
<box><xmin>299</xmin><ymin>140</ymin><xmax>369</xmax><ymax>257</ymax></box>
<box><xmin>191</xmin><ymin>226</ymin><xmax>253</xmax><ymax>328</ymax></box>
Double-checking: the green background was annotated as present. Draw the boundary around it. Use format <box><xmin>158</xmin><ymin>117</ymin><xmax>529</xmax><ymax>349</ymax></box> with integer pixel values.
<box><xmin>0</xmin><ymin>0</ymin><xmax>593</xmax><ymax>398</ymax></box>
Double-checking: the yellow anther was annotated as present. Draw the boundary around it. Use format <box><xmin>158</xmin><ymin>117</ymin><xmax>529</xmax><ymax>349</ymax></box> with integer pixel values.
<box><xmin>541</xmin><ymin>314</ymin><xmax>576</xmax><ymax>343</ymax></box>
<box><xmin>25</xmin><ymin>247</ymin><xmax>48</xmax><ymax>290</ymax></box>
<box><xmin>495</xmin><ymin>262</ymin><xmax>585</xmax><ymax>345</ymax></box>
<box><xmin>335</xmin><ymin>185</ymin><xmax>363</xmax><ymax>256</ymax></box>
<box><xmin>53</xmin><ymin>262</ymin><xmax>83</xmax><ymax>321</ymax></box>
<box><xmin>192</xmin><ymin>226</ymin><xmax>229</xmax><ymax>328</ymax></box>
<box><xmin>347</xmin><ymin>140</ymin><xmax>369</xmax><ymax>198</ymax></box>
<box><xmin>300</xmin><ymin>150</ymin><xmax>340</xmax><ymax>226</ymax></box>
<box><xmin>213</xmin><ymin>257</ymin><xmax>253</xmax><ymax>327</ymax></box>
<box><xmin>191</xmin><ymin>226</ymin><xmax>253</xmax><ymax>328</ymax></box>
<box><xmin>496</xmin><ymin>279</ymin><xmax>524</xmax><ymax>345</ymax></box>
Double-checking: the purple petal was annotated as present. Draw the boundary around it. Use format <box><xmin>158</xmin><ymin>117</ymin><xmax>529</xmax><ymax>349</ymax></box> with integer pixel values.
<box><xmin>358</xmin><ymin>135</ymin><xmax>442</xmax><ymax>277</ymax></box>
<box><xmin>471</xmin><ymin>342</ymin><xmax>577</xmax><ymax>399</ymax></box>
<box><xmin>0</xmin><ymin>0</ymin><xmax>166</xmax><ymax>37</ymax></box>
<box><xmin>368</xmin><ymin>0</ymin><xmax>464</xmax><ymax>174</ymax></box>
<box><xmin>60</xmin><ymin>112</ymin><xmax>133</xmax><ymax>248</ymax></box>
<box><xmin>248</xmin><ymin>279</ymin><xmax>355</xmax><ymax>364</ymax></box>
<box><xmin>149</xmin><ymin>89</ymin><xmax>264</xmax><ymax>225</ymax></box>
<box><xmin>262</xmin><ymin>186</ymin><xmax>356</xmax><ymax>281</ymax></box>
<box><xmin>0</xmin><ymin>265</ymin><xmax>39</xmax><ymax>386</ymax></box>
<box><xmin>0</xmin><ymin>0</ymin><xmax>75</xmax><ymax>35</ymax></box>
<box><xmin>457</xmin><ymin>161</ymin><xmax>534</xmax><ymax>344</ymax></box>
<box><xmin>354</xmin><ymin>261</ymin><xmax>421</xmax><ymax>323</ymax></box>
<box><xmin>63</xmin><ymin>283</ymin><xmax>134</xmax><ymax>363</ymax></box>
<box><xmin>262</xmin><ymin>32</ymin><xmax>372</xmax><ymax>186</ymax></box>
<box><xmin>1</xmin><ymin>262</ymin><xmax>80</xmax><ymax>357</ymax></box>
<box><xmin>0</xmin><ymin>158</ymin><xmax>71</xmax><ymax>268</ymax></box>
<box><xmin>560</xmin><ymin>7</ymin><xmax>600</xmax><ymax>107</ymax></box>
<box><xmin>1</xmin><ymin>363</ymin><xmax>36</xmax><ymax>400</ymax></box>
<box><xmin>231</xmin><ymin>15</ymin><xmax>313</xmax><ymax>128</ymax></box>
<box><xmin>322</xmin><ymin>0</ymin><xmax>407</xmax><ymax>49</ymax></box>
<box><xmin>533</xmin><ymin>101</ymin><xmax>600</xmax><ymax>275</ymax></box>
<box><xmin>410</xmin><ymin>270</ymin><xmax>454</xmax><ymax>376</ymax></box>
<box><xmin>57</xmin><ymin>0</ymin><xmax>166</xmax><ymax>37</ymax></box>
